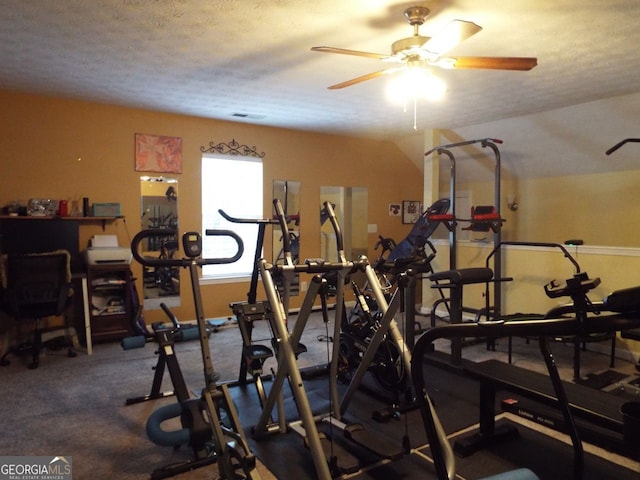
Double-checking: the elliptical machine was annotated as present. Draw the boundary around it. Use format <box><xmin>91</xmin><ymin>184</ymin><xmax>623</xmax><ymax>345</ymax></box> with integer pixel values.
<box><xmin>129</xmin><ymin>228</ymin><xmax>262</xmax><ymax>480</ymax></box>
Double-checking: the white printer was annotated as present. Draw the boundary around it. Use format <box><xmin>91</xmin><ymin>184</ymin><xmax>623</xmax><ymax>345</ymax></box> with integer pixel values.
<box><xmin>84</xmin><ymin>235</ymin><xmax>132</xmax><ymax>265</ymax></box>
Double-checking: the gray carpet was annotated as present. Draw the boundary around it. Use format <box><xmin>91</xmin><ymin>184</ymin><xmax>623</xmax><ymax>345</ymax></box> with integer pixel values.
<box><xmin>0</xmin><ymin>335</ymin><xmax>213</xmax><ymax>479</ymax></box>
<box><xmin>0</xmin><ymin>313</ymin><xmax>332</xmax><ymax>479</ymax></box>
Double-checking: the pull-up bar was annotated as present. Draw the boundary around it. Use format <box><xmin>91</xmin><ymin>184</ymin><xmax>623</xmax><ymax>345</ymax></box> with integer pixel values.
<box><xmin>424</xmin><ymin>137</ymin><xmax>503</xmax><ymax>157</ymax></box>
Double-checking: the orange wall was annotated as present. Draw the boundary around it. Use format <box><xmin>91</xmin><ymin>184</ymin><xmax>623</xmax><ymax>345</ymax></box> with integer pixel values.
<box><xmin>0</xmin><ymin>89</ymin><xmax>422</xmax><ymax>324</ymax></box>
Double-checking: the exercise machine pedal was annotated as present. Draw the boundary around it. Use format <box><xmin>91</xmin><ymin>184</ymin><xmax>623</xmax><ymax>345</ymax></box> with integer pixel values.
<box><xmin>271</xmin><ymin>336</ymin><xmax>308</xmax><ymax>358</ymax></box>
<box><xmin>243</xmin><ymin>344</ymin><xmax>274</xmax><ymax>375</ymax></box>
<box><xmin>303</xmin><ymin>431</ymin><xmax>360</xmax><ymax>476</ymax></box>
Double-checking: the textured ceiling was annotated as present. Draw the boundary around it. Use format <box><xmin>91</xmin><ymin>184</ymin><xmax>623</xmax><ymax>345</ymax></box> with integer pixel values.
<box><xmin>1</xmin><ymin>0</ymin><xmax>639</xmax><ymax>149</ymax></box>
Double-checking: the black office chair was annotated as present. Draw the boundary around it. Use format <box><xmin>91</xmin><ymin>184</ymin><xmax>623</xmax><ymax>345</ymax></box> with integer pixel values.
<box><xmin>1</xmin><ymin>250</ymin><xmax>76</xmax><ymax>369</ymax></box>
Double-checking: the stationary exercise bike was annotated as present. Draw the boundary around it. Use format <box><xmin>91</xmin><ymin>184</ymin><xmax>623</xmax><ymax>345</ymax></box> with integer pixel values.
<box><xmin>338</xmin><ymin>280</ymin><xmax>408</xmax><ymax>393</ymax></box>
<box><xmin>129</xmin><ymin>228</ymin><xmax>262</xmax><ymax>480</ymax></box>
<box><xmin>337</xmin><ymin>202</ymin><xmax>451</xmax><ymax>400</ymax></box>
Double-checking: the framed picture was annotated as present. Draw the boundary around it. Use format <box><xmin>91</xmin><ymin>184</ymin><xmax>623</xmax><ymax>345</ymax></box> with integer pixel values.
<box><xmin>135</xmin><ymin>133</ymin><xmax>183</xmax><ymax>173</ymax></box>
<box><xmin>402</xmin><ymin>200</ymin><xmax>422</xmax><ymax>224</ymax></box>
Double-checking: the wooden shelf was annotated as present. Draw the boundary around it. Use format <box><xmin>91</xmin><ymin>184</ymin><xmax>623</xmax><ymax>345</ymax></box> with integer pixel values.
<box><xmin>87</xmin><ymin>264</ymin><xmax>133</xmax><ymax>342</ymax></box>
<box><xmin>0</xmin><ymin>215</ymin><xmax>124</xmax><ymax>230</ymax></box>
<box><xmin>0</xmin><ymin>215</ymin><xmax>123</xmax><ymax>221</ymax></box>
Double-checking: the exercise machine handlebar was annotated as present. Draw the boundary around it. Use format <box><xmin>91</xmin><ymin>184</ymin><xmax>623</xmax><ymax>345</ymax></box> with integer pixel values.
<box><xmin>485</xmin><ymin>241</ymin><xmax>581</xmax><ymax>274</ymax></box>
<box><xmin>273</xmin><ymin>198</ymin><xmax>347</xmax><ymax>264</ymax></box>
<box><xmin>267</xmin><ymin>198</ymin><xmax>360</xmax><ymax>275</ymax></box>
<box><xmin>131</xmin><ymin>228</ymin><xmax>244</xmax><ymax>268</ymax></box>
<box><xmin>218</xmin><ymin>208</ymin><xmax>278</xmax><ymax>305</ymax></box>
<box><xmin>322</xmin><ymin>200</ymin><xmax>346</xmax><ymax>262</ymax></box>
<box><xmin>272</xmin><ymin>198</ymin><xmax>346</xmax><ymax>261</ymax></box>
<box><xmin>605</xmin><ymin>138</ymin><xmax>640</xmax><ymax>155</ymax></box>
<box><xmin>272</xmin><ymin>199</ymin><xmax>293</xmax><ymax>261</ymax></box>
<box><xmin>218</xmin><ymin>208</ymin><xmax>280</xmax><ymax>225</ymax></box>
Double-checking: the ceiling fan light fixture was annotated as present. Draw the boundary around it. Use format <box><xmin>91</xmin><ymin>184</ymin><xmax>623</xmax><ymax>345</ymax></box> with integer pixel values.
<box><xmin>385</xmin><ymin>68</ymin><xmax>447</xmax><ymax>104</ymax></box>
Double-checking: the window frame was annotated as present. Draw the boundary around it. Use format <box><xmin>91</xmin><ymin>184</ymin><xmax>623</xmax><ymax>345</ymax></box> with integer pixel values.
<box><xmin>200</xmin><ymin>153</ymin><xmax>263</xmax><ymax>283</ymax></box>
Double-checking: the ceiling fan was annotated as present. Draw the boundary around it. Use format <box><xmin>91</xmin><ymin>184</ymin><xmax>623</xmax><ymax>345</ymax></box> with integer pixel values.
<box><xmin>311</xmin><ymin>6</ymin><xmax>537</xmax><ymax>90</ymax></box>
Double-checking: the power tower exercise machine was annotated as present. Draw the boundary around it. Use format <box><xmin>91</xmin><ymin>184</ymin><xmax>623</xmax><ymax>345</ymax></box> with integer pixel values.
<box><xmin>424</xmin><ymin>138</ymin><xmax>506</xmax><ymax>364</ymax></box>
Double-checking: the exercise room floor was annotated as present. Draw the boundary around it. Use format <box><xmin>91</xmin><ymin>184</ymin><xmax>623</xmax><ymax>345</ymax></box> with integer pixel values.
<box><xmin>3</xmin><ymin>309</ymin><xmax>638</xmax><ymax>479</ymax></box>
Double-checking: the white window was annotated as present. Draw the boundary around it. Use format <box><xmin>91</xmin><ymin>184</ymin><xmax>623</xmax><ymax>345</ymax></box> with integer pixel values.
<box><xmin>201</xmin><ymin>153</ymin><xmax>263</xmax><ymax>280</ymax></box>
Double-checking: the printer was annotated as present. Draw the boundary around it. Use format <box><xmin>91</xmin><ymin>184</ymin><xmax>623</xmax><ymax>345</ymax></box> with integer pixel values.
<box><xmin>84</xmin><ymin>235</ymin><xmax>132</xmax><ymax>265</ymax></box>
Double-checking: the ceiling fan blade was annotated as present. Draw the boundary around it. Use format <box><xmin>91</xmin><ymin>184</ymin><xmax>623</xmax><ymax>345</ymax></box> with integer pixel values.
<box><xmin>327</xmin><ymin>68</ymin><xmax>399</xmax><ymax>89</ymax></box>
<box><xmin>448</xmin><ymin>56</ymin><xmax>538</xmax><ymax>70</ymax></box>
<box><xmin>311</xmin><ymin>46</ymin><xmax>388</xmax><ymax>60</ymax></box>
<box><xmin>422</xmin><ymin>20</ymin><xmax>483</xmax><ymax>56</ymax></box>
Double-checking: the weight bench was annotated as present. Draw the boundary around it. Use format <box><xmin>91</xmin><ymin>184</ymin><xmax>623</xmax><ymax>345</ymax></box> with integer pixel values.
<box><xmin>412</xmin><ymin>323</ymin><xmax>543</xmax><ymax>479</ymax></box>
<box><xmin>457</xmin><ymin>283</ymin><xmax>640</xmax><ymax>458</ymax></box>
<box><xmin>458</xmin><ymin>358</ymin><xmax>630</xmax><ymax>456</ymax></box>
<box><xmin>411</xmin><ymin>301</ymin><xmax>640</xmax><ymax>480</ymax></box>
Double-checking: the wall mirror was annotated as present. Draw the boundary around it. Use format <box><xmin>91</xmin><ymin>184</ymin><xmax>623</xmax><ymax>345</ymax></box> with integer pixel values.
<box><xmin>140</xmin><ymin>176</ymin><xmax>180</xmax><ymax>310</ymax></box>
<box><xmin>320</xmin><ymin>186</ymin><xmax>368</xmax><ymax>263</ymax></box>
<box><xmin>273</xmin><ymin>180</ymin><xmax>301</xmax><ymax>295</ymax></box>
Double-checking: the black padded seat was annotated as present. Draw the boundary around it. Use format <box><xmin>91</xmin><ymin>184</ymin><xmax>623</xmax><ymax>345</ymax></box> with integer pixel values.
<box><xmin>429</xmin><ymin>267</ymin><xmax>494</xmax><ymax>285</ymax></box>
